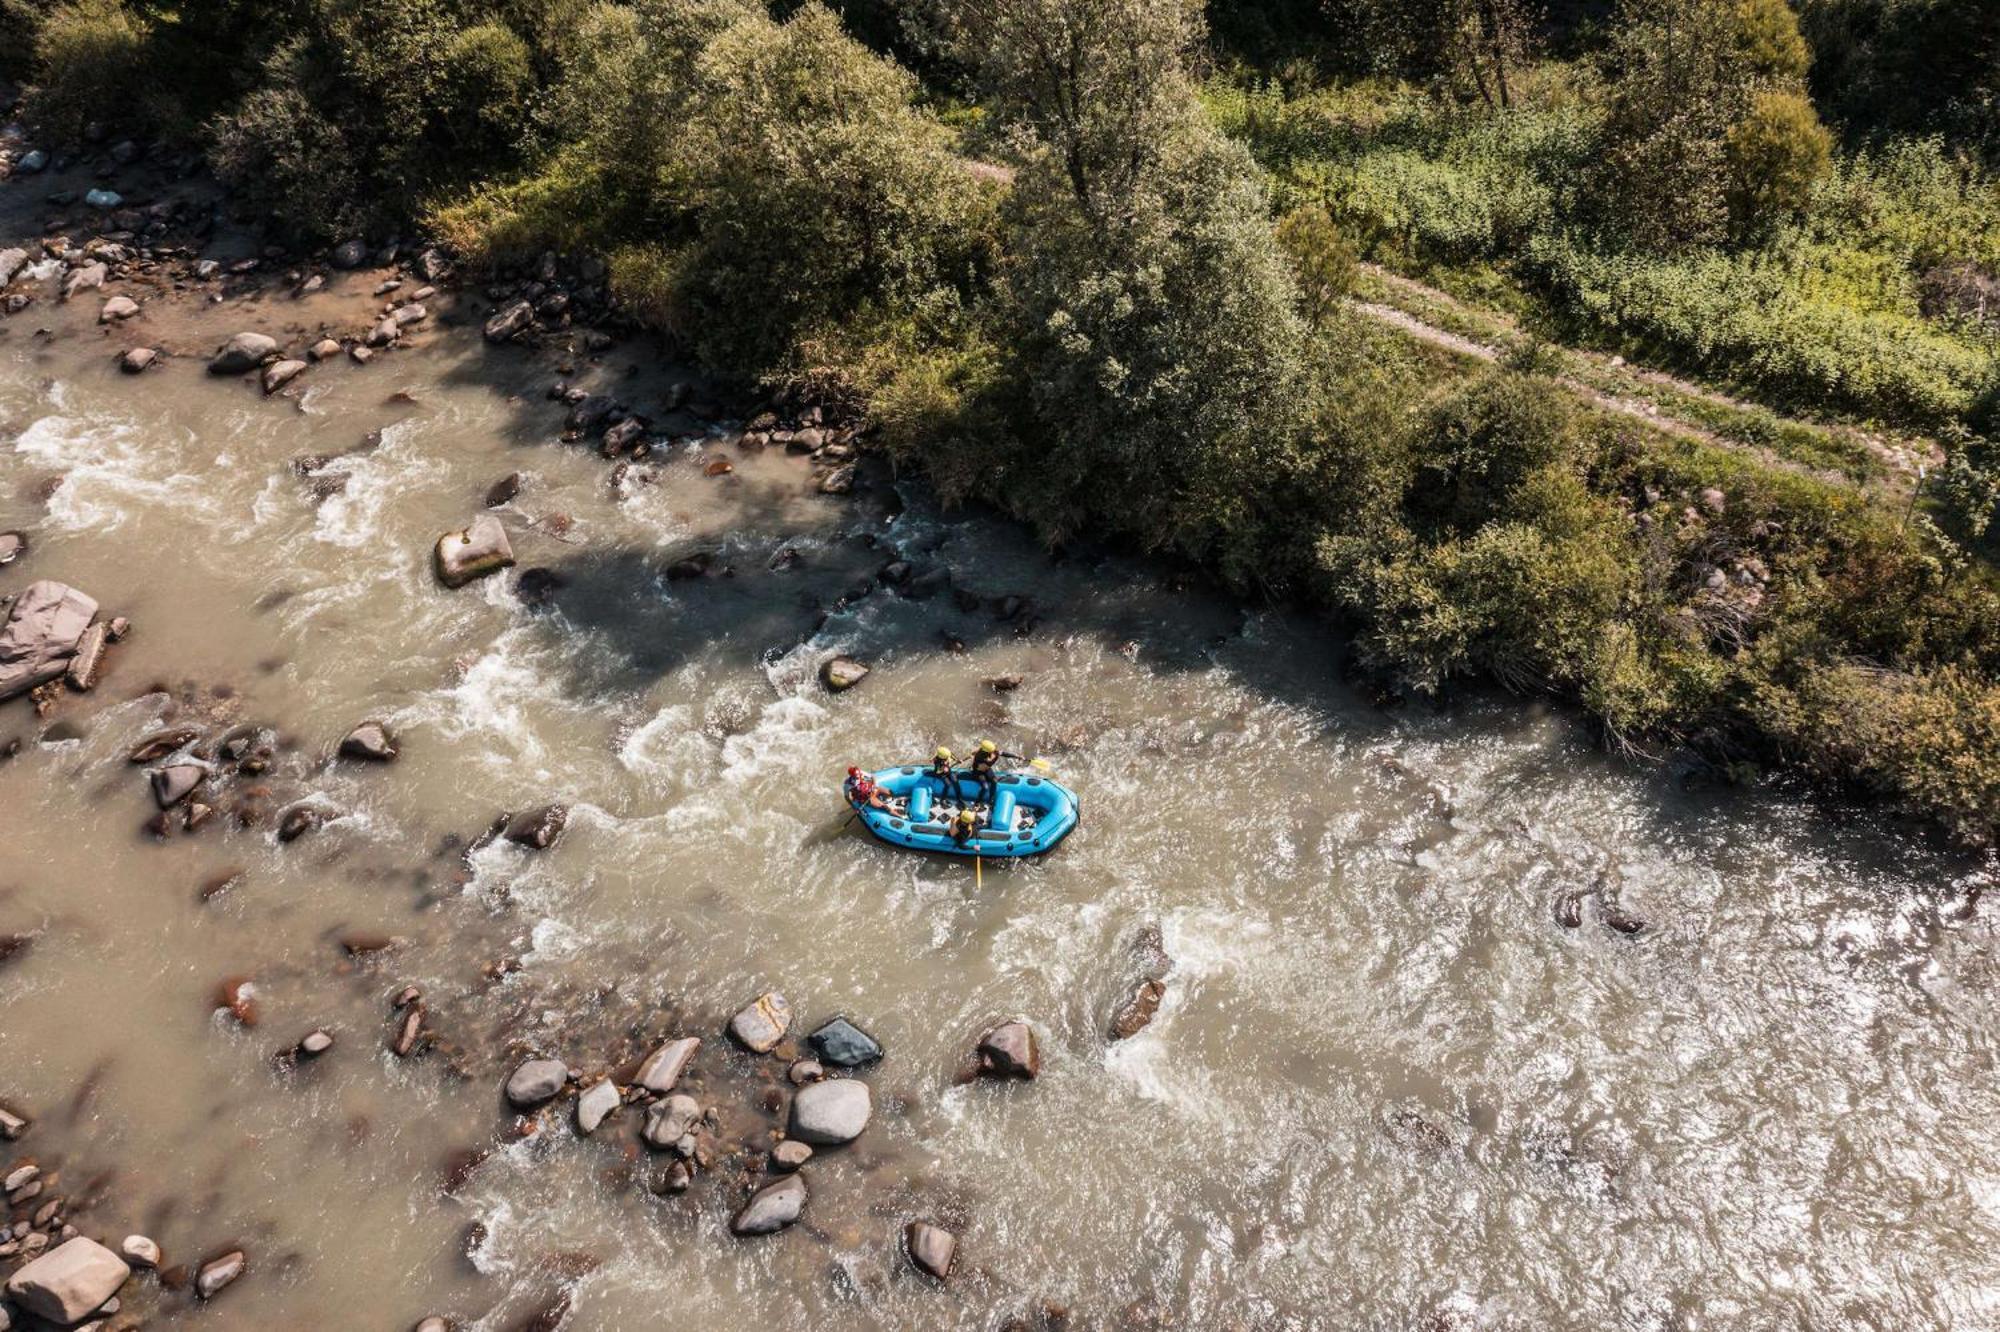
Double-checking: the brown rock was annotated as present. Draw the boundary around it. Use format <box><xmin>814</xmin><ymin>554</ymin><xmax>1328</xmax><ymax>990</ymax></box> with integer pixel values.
<box><xmin>1108</xmin><ymin>978</ymin><xmax>1166</xmax><ymax>1041</ymax></box>
<box><xmin>3</xmin><ymin>1236</ymin><xmax>130</xmax><ymax>1323</ymax></box>
<box><xmin>977</xmin><ymin>1020</ymin><xmax>1040</xmax><ymax>1080</ymax></box>
<box><xmin>905</xmin><ymin>1221</ymin><xmax>956</xmax><ymax>1281</ymax></box>
<box><xmin>503</xmin><ymin>804</ymin><xmax>567</xmax><ymax>850</ymax></box>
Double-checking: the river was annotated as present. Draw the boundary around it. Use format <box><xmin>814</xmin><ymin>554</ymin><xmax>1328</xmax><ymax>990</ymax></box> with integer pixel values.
<box><xmin>1</xmin><ymin>184</ymin><xmax>1997</xmax><ymax>1332</ymax></box>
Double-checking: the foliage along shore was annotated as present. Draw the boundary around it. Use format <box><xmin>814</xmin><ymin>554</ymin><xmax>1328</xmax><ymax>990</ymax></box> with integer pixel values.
<box><xmin>3</xmin><ymin>0</ymin><xmax>1997</xmax><ymax>843</ymax></box>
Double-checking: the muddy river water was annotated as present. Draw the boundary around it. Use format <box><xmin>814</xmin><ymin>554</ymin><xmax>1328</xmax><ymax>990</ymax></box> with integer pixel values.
<box><xmin>2</xmin><ymin>215</ymin><xmax>1998</xmax><ymax>1332</ymax></box>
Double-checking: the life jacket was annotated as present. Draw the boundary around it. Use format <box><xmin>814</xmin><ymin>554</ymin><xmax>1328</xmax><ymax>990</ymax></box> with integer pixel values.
<box><xmin>971</xmin><ymin>750</ymin><xmax>998</xmax><ymax>774</ymax></box>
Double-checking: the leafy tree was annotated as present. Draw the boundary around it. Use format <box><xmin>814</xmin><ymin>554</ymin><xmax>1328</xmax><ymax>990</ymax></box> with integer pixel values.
<box><xmin>27</xmin><ymin>0</ymin><xmax>154</xmax><ymax>140</ymax></box>
<box><xmin>1723</xmin><ymin>88</ymin><xmax>1832</xmax><ymax>235</ymax></box>
<box><xmin>1275</xmin><ymin>203</ymin><xmax>1359</xmax><ymax>328</ymax></box>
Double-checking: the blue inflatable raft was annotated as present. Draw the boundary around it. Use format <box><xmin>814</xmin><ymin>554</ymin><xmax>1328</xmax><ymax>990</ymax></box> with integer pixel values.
<box><xmin>848</xmin><ymin>765</ymin><xmax>1079</xmax><ymax>857</ymax></box>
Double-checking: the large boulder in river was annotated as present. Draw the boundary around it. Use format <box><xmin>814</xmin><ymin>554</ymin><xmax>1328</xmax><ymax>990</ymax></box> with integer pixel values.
<box><xmin>807</xmin><ymin>1017</ymin><xmax>882</xmax><ymax>1067</ymax></box>
<box><xmin>788</xmin><ymin>1077</ymin><xmax>871</xmax><ymax>1145</ymax></box>
<box><xmin>209</xmin><ymin>331</ymin><xmax>279</xmax><ymax>375</ymax></box>
<box><xmin>338</xmin><ymin>720</ymin><xmax>397</xmax><ymax>761</ymax></box>
<box><xmin>503</xmin><ymin>804</ymin><xmax>567</xmax><ymax>850</ymax></box>
<box><xmin>0</xmin><ymin>580</ymin><xmax>99</xmax><ymax>702</ymax></box>
<box><xmin>4</xmin><ymin>1235</ymin><xmax>130</xmax><ymax>1323</ymax></box>
<box><xmin>731</xmin><ymin>1173</ymin><xmax>807</xmax><ymax>1236</ymax></box>
<box><xmin>434</xmin><ymin>514</ymin><xmax>514</xmax><ymax>588</ymax></box>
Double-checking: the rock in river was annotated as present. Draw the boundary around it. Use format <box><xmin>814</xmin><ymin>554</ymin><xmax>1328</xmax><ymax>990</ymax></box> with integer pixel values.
<box><xmin>729</xmin><ymin>992</ymin><xmax>791</xmax><ymax>1053</ymax></box>
<box><xmin>4</xmin><ymin>1236</ymin><xmax>129</xmax><ymax>1323</ymax></box>
<box><xmin>483</xmin><ymin>300</ymin><xmax>534</xmax><ymax>343</ymax></box>
<box><xmin>642</xmin><ymin>1094</ymin><xmax>701</xmax><ymax>1150</ymax></box>
<box><xmin>575</xmin><ymin>1079</ymin><xmax>620</xmax><ymax>1135</ymax></box>
<box><xmin>196</xmin><ymin>1248</ymin><xmax>245</xmax><ymax>1299</ymax></box>
<box><xmin>905</xmin><ymin>1221</ymin><xmax>956</xmax><ymax>1281</ymax></box>
<box><xmin>339</xmin><ymin>720</ymin><xmax>398</xmax><ymax>761</ymax></box>
<box><xmin>770</xmin><ymin>1140</ymin><xmax>812</xmax><ymax>1172</ymax></box>
<box><xmin>209</xmin><ymin>332</ymin><xmax>279</xmax><ymax>375</ymax></box>
<box><xmin>634</xmin><ymin>1036</ymin><xmax>700</xmax><ymax>1095</ymax></box>
<box><xmin>788</xmin><ymin>1078</ymin><xmax>872</xmax><ymax>1146</ymax></box>
<box><xmin>503</xmin><ymin>804</ymin><xmax>567</xmax><ymax>850</ymax></box>
<box><xmin>1109</xmin><ymin>978</ymin><xmax>1167</xmax><ymax>1041</ymax></box>
<box><xmin>119</xmin><ymin>1234</ymin><xmax>161</xmax><ymax>1269</ymax></box>
<box><xmin>149</xmin><ymin>762</ymin><xmax>205</xmax><ymax>808</ymax></box>
<box><xmin>118</xmin><ymin>347</ymin><xmax>156</xmax><ymax>374</ymax></box>
<box><xmin>0</xmin><ymin>580</ymin><xmax>99</xmax><ymax>702</ymax></box>
<box><xmin>977</xmin><ymin>1019</ymin><xmax>1041</xmax><ymax>1080</ymax></box>
<box><xmin>807</xmin><ymin>1017</ymin><xmax>882</xmax><ymax>1068</ymax></box>
<box><xmin>0</xmin><ymin>531</ymin><xmax>25</xmax><ymax>566</ymax></box>
<box><xmin>504</xmin><ymin>1058</ymin><xmax>568</xmax><ymax>1109</ymax></box>
<box><xmin>434</xmin><ymin>514</ymin><xmax>515</xmax><ymax>588</ymax></box>
<box><xmin>819</xmin><ymin>656</ymin><xmax>869</xmax><ymax>692</ymax></box>
<box><xmin>262</xmin><ymin>359</ymin><xmax>308</xmax><ymax>394</ymax></box>
<box><xmin>731</xmin><ymin>1173</ymin><xmax>807</xmax><ymax>1237</ymax></box>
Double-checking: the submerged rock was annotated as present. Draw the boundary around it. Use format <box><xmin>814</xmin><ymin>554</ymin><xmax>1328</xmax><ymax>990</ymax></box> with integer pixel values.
<box><xmin>434</xmin><ymin>514</ymin><xmax>515</xmax><ymax>588</ymax></box>
<box><xmin>504</xmin><ymin>1058</ymin><xmax>568</xmax><ymax>1109</ymax></box>
<box><xmin>731</xmin><ymin>1174</ymin><xmax>807</xmax><ymax>1236</ymax></box>
<box><xmin>118</xmin><ymin>346</ymin><xmax>156</xmax><ymax>373</ymax></box>
<box><xmin>3</xmin><ymin>1236</ymin><xmax>129</xmax><ymax>1323</ymax></box>
<box><xmin>262</xmin><ymin>358</ymin><xmax>308</xmax><ymax>394</ymax></box>
<box><xmin>788</xmin><ymin>1078</ymin><xmax>872</xmax><ymax>1146</ymax></box>
<box><xmin>904</xmin><ymin>1221</ymin><xmax>956</xmax><ymax>1281</ymax></box>
<box><xmin>770</xmin><ymin>1140</ymin><xmax>813</xmax><ymax>1172</ymax></box>
<box><xmin>484</xmin><ymin>472</ymin><xmax>522</xmax><ymax>508</ymax></box>
<box><xmin>729</xmin><ymin>992</ymin><xmax>791</xmax><ymax>1053</ymax></box>
<box><xmin>0</xmin><ymin>580</ymin><xmax>99</xmax><ymax>702</ymax></box>
<box><xmin>503</xmin><ymin>804</ymin><xmax>567</xmax><ymax>850</ymax></box>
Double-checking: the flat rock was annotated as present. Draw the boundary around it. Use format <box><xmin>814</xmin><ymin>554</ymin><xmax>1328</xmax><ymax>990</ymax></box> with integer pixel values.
<box><xmin>788</xmin><ymin>1078</ymin><xmax>871</xmax><ymax>1146</ymax></box>
<box><xmin>262</xmin><ymin>359</ymin><xmax>307</xmax><ymax>393</ymax></box>
<box><xmin>634</xmin><ymin>1037</ymin><xmax>700</xmax><ymax>1095</ymax></box>
<box><xmin>98</xmin><ymin>295</ymin><xmax>138</xmax><ymax>323</ymax></box>
<box><xmin>905</xmin><ymin>1221</ymin><xmax>956</xmax><ymax>1281</ymax></box>
<box><xmin>728</xmin><ymin>992</ymin><xmax>791</xmax><ymax>1053</ymax></box>
<box><xmin>338</xmin><ymin>721</ymin><xmax>397</xmax><ymax>761</ymax></box>
<box><xmin>0</xmin><ymin>580</ymin><xmax>99</xmax><ymax>701</ymax></box>
<box><xmin>483</xmin><ymin>300</ymin><xmax>534</xmax><ymax>343</ymax></box>
<box><xmin>807</xmin><ymin>1017</ymin><xmax>882</xmax><ymax>1067</ymax></box>
<box><xmin>64</xmin><ymin>619</ymin><xmax>107</xmax><ymax>691</ymax></box>
<box><xmin>209</xmin><ymin>332</ymin><xmax>279</xmax><ymax>375</ymax></box>
<box><xmin>434</xmin><ymin>514</ymin><xmax>514</xmax><ymax>588</ymax></box>
<box><xmin>575</xmin><ymin>1079</ymin><xmax>619</xmax><ymax>1135</ymax></box>
<box><xmin>978</xmin><ymin>1020</ymin><xmax>1041</xmax><ymax>1080</ymax></box>
<box><xmin>504</xmin><ymin>1058</ymin><xmax>567</xmax><ymax>1109</ymax></box>
<box><xmin>60</xmin><ymin>262</ymin><xmax>105</xmax><ymax>300</ymax></box>
<box><xmin>819</xmin><ymin>656</ymin><xmax>869</xmax><ymax>692</ymax></box>
<box><xmin>730</xmin><ymin>1173</ymin><xmax>807</xmax><ymax>1237</ymax></box>
<box><xmin>4</xmin><ymin>1236</ymin><xmax>130</xmax><ymax>1323</ymax></box>
<box><xmin>195</xmin><ymin>1249</ymin><xmax>244</xmax><ymax>1299</ymax></box>
<box><xmin>308</xmin><ymin>338</ymin><xmax>342</xmax><ymax>361</ymax></box>
<box><xmin>770</xmin><ymin>1140</ymin><xmax>812</xmax><ymax>1172</ymax></box>
<box><xmin>118</xmin><ymin>347</ymin><xmax>156</xmax><ymax>373</ymax></box>
<box><xmin>503</xmin><ymin>804</ymin><xmax>567</xmax><ymax>850</ymax></box>
<box><xmin>0</xmin><ymin>531</ymin><xmax>22</xmax><ymax>565</ymax></box>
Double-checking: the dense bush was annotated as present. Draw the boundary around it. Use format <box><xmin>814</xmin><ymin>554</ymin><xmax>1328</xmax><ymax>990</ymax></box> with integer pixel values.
<box><xmin>28</xmin><ymin>0</ymin><xmax>155</xmax><ymax>141</ymax></box>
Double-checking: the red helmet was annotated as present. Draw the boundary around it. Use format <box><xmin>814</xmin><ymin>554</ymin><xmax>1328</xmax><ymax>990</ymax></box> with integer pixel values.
<box><xmin>846</xmin><ymin>766</ymin><xmax>860</xmax><ymax>777</ymax></box>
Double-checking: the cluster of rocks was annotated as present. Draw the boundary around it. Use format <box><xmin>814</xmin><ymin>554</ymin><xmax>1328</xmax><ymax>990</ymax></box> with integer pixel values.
<box><xmin>0</xmin><ymin>580</ymin><xmax>125</xmax><ymax>712</ymax></box>
<box><xmin>477</xmin><ymin>250</ymin><xmax>617</xmax><ymax>350</ymax></box>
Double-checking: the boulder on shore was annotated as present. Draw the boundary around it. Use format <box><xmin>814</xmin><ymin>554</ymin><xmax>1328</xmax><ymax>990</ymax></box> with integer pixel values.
<box><xmin>484</xmin><ymin>300</ymin><xmax>535</xmax><ymax>343</ymax></box>
<box><xmin>0</xmin><ymin>580</ymin><xmax>99</xmax><ymax>702</ymax></box>
<box><xmin>119</xmin><ymin>346</ymin><xmax>157</xmax><ymax>374</ymax></box>
<box><xmin>788</xmin><ymin>1077</ymin><xmax>872</xmax><ymax>1146</ymax></box>
<box><xmin>434</xmin><ymin>514</ymin><xmax>515</xmax><ymax>588</ymax></box>
<box><xmin>4</xmin><ymin>1236</ymin><xmax>130</xmax><ymax>1323</ymax></box>
<box><xmin>330</xmin><ymin>238</ymin><xmax>369</xmax><ymax>269</ymax></box>
<box><xmin>731</xmin><ymin>1173</ymin><xmax>807</xmax><ymax>1236</ymax></box>
<box><xmin>209</xmin><ymin>331</ymin><xmax>280</xmax><ymax>375</ymax></box>
<box><xmin>262</xmin><ymin>359</ymin><xmax>308</xmax><ymax>394</ymax></box>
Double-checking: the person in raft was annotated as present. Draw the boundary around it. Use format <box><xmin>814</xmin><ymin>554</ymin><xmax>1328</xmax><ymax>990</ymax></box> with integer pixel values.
<box><xmin>845</xmin><ymin>766</ymin><xmax>890</xmax><ymax>811</ymax></box>
<box><xmin>969</xmin><ymin>739</ymin><xmax>1002</xmax><ymax>807</ymax></box>
<box><xmin>928</xmin><ymin>746</ymin><xmax>958</xmax><ymax>799</ymax></box>
<box><xmin>950</xmin><ymin>806</ymin><xmax>980</xmax><ymax>846</ymax></box>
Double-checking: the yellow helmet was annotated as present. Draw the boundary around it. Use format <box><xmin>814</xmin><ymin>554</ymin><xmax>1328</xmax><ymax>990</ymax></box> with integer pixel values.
<box><xmin>956</xmin><ymin>807</ymin><xmax>977</xmax><ymax>824</ymax></box>
<box><xmin>978</xmin><ymin>739</ymin><xmax>997</xmax><ymax>755</ymax></box>
<box><xmin>934</xmin><ymin>746</ymin><xmax>953</xmax><ymax>761</ymax></box>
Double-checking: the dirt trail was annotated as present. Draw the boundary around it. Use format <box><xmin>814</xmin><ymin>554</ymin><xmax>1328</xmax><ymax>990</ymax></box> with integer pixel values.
<box><xmin>1356</xmin><ymin>263</ymin><xmax>1942</xmax><ymax>494</ymax></box>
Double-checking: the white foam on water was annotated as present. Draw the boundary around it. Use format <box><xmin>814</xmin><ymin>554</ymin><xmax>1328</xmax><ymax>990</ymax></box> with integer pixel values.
<box><xmin>14</xmin><ymin>401</ymin><xmax>216</xmax><ymax>533</ymax></box>
<box><xmin>617</xmin><ymin>702</ymin><xmax>703</xmax><ymax>781</ymax></box>
<box><xmin>717</xmin><ymin>693</ymin><xmax>828</xmax><ymax>784</ymax></box>
<box><xmin>313</xmin><ymin>418</ymin><xmax>443</xmax><ymax>549</ymax></box>
<box><xmin>408</xmin><ymin>624</ymin><xmax>576</xmax><ymax>775</ymax></box>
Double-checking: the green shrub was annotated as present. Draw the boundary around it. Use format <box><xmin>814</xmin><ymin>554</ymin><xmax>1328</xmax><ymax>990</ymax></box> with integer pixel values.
<box><xmin>30</xmin><ymin>0</ymin><xmax>153</xmax><ymax>141</ymax></box>
<box><xmin>1725</xmin><ymin>90</ymin><xmax>1833</xmax><ymax>237</ymax></box>
<box><xmin>1275</xmin><ymin>203</ymin><xmax>1359</xmax><ymax>326</ymax></box>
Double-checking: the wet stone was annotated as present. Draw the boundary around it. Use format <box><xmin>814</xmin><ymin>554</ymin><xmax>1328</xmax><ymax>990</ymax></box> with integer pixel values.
<box><xmin>298</xmin><ymin>1029</ymin><xmax>335</xmax><ymax>1057</ymax></box>
<box><xmin>504</xmin><ymin>1058</ymin><xmax>568</xmax><ymax>1109</ymax></box>
<box><xmin>503</xmin><ymin>804</ymin><xmax>568</xmax><ymax>850</ymax></box>
<box><xmin>0</xmin><ymin>532</ymin><xmax>23</xmax><ymax>566</ymax></box>
<box><xmin>905</xmin><ymin>1221</ymin><xmax>956</xmax><ymax>1281</ymax></box>
<box><xmin>788</xmin><ymin>1078</ymin><xmax>872</xmax><ymax>1146</ymax></box>
<box><xmin>117</xmin><ymin>347</ymin><xmax>155</xmax><ymax>373</ymax></box>
<box><xmin>977</xmin><ymin>1020</ymin><xmax>1041</xmax><ymax>1080</ymax></box>
<box><xmin>338</xmin><ymin>720</ymin><xmax>397</xmax><ymax>761</ymax></box>
<box><xmin>434</xmin><ymin>514</ymin><xmax>515</xmax><ymax>588</ymax></box>
<box><xmin>195</xmin><ymin>1249</ymin><xmax>244</xmax><ymax>1299</ymax></box>
<box><xmin>643</xmin><ymin>1095</ymin><xmax>702</xmax><ymax>1150</ymax></box>
<box><xmin>729</xmin><ymin>992</ymin><xmax>792</xmax><ymax>1053</ymax></box>
<box><xmin>807</xmin><ymin>1017</ymin><xmax>882</xmax><ymax>1068</ymax></box>
<box><xmin>771</xmin><ymin>1140</ymin><xmax>813</xmax><ymax>1172</ymax></box>
<box><xmin>1108</xmin><ymin>978</ymin><xmax>1167</xmax><ymax>1042</ymax></box>
<box><xmin>819</xmin><ymin>656</ymin><xmax>869</xmax><ymax>692</ymax></box>
<box><xmin>484</xmin><ymin>472</ymin><xmax>522</xmax><ymax>508</ymax></box>
<box><xmin>575</xmin><ymin>1079</ymin><xmax>620</xmax><ymax>1135</ymax></box>
<box><xmin>119</xmin><ymin>1235</ymin><xmax>160</xmax><ymax>1269</ymax></box>
<box><xmin>634</xmin><ymin>1037</ymin><xmax>700</xmax><ymax>1095</ymax></box>
<box><xmin>731</xmin><ymin>1173</ymin><xmax>807</xmax><ymax>1237</ymax></box>
<box><xmin>3</xmin><ymin>1236</ymin><xmax>129</xmax><ymax>1323</ymax></box>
